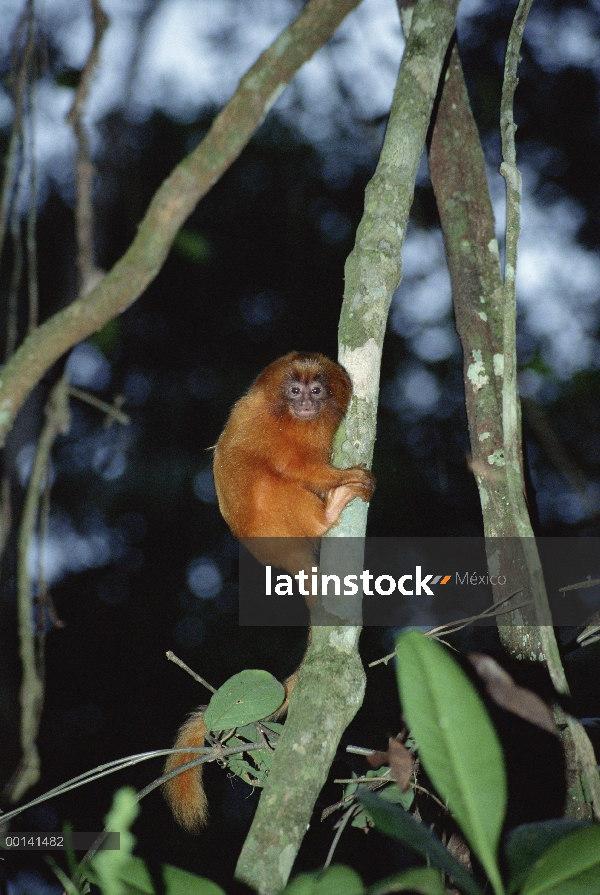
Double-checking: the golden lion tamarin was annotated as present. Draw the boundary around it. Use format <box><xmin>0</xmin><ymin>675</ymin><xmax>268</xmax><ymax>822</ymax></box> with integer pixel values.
<box><xmin>164</xmin><ymin>352</ymin><xmax>375</xmax><ymax>830</ymax></box>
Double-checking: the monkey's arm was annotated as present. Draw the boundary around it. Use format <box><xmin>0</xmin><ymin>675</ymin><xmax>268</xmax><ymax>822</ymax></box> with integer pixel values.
<box><xmin>271</xmin><ymin>454</ymin><xmax>375</xmax><ymax>501</ymax></box>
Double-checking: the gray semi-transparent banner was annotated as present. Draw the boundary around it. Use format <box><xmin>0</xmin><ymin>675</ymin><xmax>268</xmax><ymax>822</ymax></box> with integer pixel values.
<box><xmin>238</xmin><ymin>537</ymin><xmax>600</xmax><ymax>627</ymax></box>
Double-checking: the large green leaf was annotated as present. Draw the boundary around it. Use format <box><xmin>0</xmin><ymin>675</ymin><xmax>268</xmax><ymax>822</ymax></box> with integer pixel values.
<box><xmin>107</xmin><ymin>856</ymin><xmax>226</xmax><ymax>895</ymax></box>
<box><xmin>203</xmin><ymin>669</ymin><xmax>285</xmax><ymax>730</ymax></box>
<box><xmin>359</xmin><ymin>792</ymin><xmax>483</xmax><ymax>895</ymax></box>
<box><xmin>395</xmin><ymin>630</ymin><xmax>506</xmax><ymax>895</ymax></box>
<box><xmin>91</xmin><ymin>788</ymin><xmax>138</xmax><ymax>895</ymax></box>
<box><xmin>519</xmin><ymin>824</ymin><xmax>600</xmax><ymax>895</ymax></box>
<box><xmin>162</xmin><ymin>864</ymin><xmax>226</xmax><ymax>895</ymax></box>
<box><xmin>367</xmin><ymin>866</ymin><xmax>445</xmax><ymax>894</ymax></box>
<box><xmin>505</xmin><ymin>820</ymin><xmax>586</xmax><ymax>893</ymax></box>
<box><xmin>282</xmin><ymin>864</ymin><xmax>364</xmax><ymax>895</ymax></box>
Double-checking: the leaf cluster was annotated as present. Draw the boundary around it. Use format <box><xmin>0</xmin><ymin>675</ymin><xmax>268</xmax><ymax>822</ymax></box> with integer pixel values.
<box><xmin>358</xmin><ymin>630</ymin><xmax>600</xmax><ymax>895</ymax></box>
<box><xmin>53</xmin><ymin>631</ymin><xmax>600</xmax><ymax>895</ymax></box>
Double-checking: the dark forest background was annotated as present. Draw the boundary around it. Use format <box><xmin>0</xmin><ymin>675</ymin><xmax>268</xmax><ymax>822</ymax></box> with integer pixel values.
<box><xmin>1</xmin><ymin>0</ymin><xmax>600</xmax><ymax>891</ymax></box>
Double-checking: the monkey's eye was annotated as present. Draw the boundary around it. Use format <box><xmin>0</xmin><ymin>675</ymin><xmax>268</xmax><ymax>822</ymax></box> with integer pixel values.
<box><xmin>290</xmin><ymin>386</ymin><xmax>301</xmax><ymax>396</ymax></box>
<box><xmin>311</xmin><ymin>386</ymin><xmax>322</xmax><ymax>396</ymax></box>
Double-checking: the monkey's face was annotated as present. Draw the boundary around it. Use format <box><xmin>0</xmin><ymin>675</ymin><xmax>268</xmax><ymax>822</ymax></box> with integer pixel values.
<box><xmin>284</xmin><ymin>377</ymin><xmax>326</xmax><ymax>421</ymax></box>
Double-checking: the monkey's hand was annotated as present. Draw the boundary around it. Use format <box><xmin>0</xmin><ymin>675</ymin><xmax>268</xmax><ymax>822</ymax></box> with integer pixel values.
<box><xmin>338</xmin><ymin>465</ymin><xmax>376</xmax><ymax>501</ymax></box>
<box><xmin>325</xmin><ymin>467</ymin><xmax>375</xmax><ymax>528</ymax></box>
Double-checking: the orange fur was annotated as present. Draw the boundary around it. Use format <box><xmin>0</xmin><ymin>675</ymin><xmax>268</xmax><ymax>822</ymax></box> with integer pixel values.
<box><xmin>163</xmin><ymin>713</ymin><xmax>209</xmax><ymax>831</ymax></box>
<box><xmin>164</xmin><ymin>353</ymin><xmax>375</xmax><ymax>831</ymax></box>
<box><xmin>164</xmin><ymin>668</ymin><xmax>302</xmax><ymax>832</ymax></box>
<box><xmin>213</xmin><ymin>352</ymin><xmax>374</xmax><ymax>573</ymax></box>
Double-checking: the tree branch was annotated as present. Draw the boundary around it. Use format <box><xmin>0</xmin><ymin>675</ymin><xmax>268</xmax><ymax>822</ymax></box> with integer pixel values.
<box><xmin>67</xmin><ymin>0</ymin><xmax>110</xmax><ymax>297</ymax></box>
<box><xmin>0</xmin><ymin>0</ymin><xmax>362</xmax><ymax>446</ymax></box>
<box><xmin>4</xmin><ymin>377</ymin><xmax>70</xmax><ymax>804</ymax></box>
<box><xmin>235</xmin><ymin>1</ymin><xmax>460</xmax><ymax>891</ymax></box>
<box><xmin>429</xmin><ymin>26</ymin><xmax>600</xmax><ymax>820</ymax></box>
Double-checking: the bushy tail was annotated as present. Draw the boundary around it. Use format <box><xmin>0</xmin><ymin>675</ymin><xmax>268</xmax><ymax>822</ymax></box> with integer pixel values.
<box><xmin>163</xmin><ymin>712</ymin><xmax>208</xmax><ymax>832</ymax></box>
<box><xmin>164</xmin><ymin>652</ymin><xmax>305</xmax><ymax>831</ymax></box>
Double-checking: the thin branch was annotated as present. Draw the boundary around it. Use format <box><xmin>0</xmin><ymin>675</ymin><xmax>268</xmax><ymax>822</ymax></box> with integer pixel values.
<box><xmin>0</xmin><ymin>739</ymin><xmax>266</xmax><ymax>828</ymax></box>
<box><xmin>3</xmin><ymin>377</ymin><xmax>70</xmax><ymax>805</ymax></box>
<box><xmin>0</xmin><ymin>477</ymin><xmax>12</xmax><ymax>566</ymax></box>
<box><xmin>0</xmin><ymin>0</ymin><xmax>362</xmax><ymax>447</ymax></box>
<box><xmin>67</xmin><ymin>0</ymin><xmax>109</xmax><ymax>296</ymax></box>
<box><xmin>68</xmin><ymin>386</ymin><xmax>130</xmax><ymax>426</ymax></box>
<box><xmin>6</xmin><ymin>201</ymin><xmax>23</xmax><ymax>361</ymax></box>
<box><xmin>35</xmin><ymin>464</ymin><xmax>51</xmax><ymax>664</ymax></box>
<box><xmin>499</xmin><ymin>0</ymin><xmax>533</xmax><ymax>522</ymax></box>
<box><xmin>0</xmin><ymin>749</ymin><xmax>203</xmax><ymax>826</ymax></box>
<box><xmin>522</xmin><ymin>397</ymin><xmax>591</xmax><ymax>500</ymax></box>
<box><xmin>2</xmin><ymin>0</ymin><xmax>38</xmax><ymax>351</ymax></box>
<box><xmin>0</xmin><ymin>0</ymin><xmax>36</xmax><ymax>267</ymax></box>
<box><xmin>323</xmin><ymin>804</ymin><xmax>356</xmax><ymax>868</ymax></box>
<box><xmin>26</xmin><ymin>71</ymin><xmax>39</xmax><ymax>331</ymax></box>
<box><xmin>499</xmin><ymin>2</ymin><xmax>574</xmax><ymax>705</ymax></box>
<box><xmin>500</xmin><ymin>0</ymin><xmax>533</xmax><ymax>287</ymax></box>
<box><xmin>165</xmin><ymin>650</ymin><xmax>217</xmax><ymax>693</ymax></box>
<box><xmin>369</xmin><ymin>592</ymin><xmax>529</xmax><ymax>668</ymax></box>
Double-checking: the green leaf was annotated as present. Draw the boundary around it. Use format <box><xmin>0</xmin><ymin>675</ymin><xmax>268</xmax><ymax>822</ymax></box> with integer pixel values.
<box><xmin>110</xmin><ymin>855</ymin><xmax>154</xmax><ymax>894</ymax></box>
<box><xmin>235</xmin><ymin>721</ymin><xmax>282</xmax><ymax>744</ymax></box>
<box><xmin>351</xmin><ymin>806</ymin><xmax>370</xmax><ymax>830</ymax></box>
<box><xmin>87</xmin><ymin>810</ymin><xmax>226</xmax><ymax>895</ymax></box>
<box><xmin>91</xmin><ymin>788</ymin><xmax>139</xmax><ymax>895</ymax></box>
<box><xmin>45</xmin><ymin>856</ymin><xmax>82</xmax><ymax>895</ymax></box>
<box><xmin>505</xmin><ymin>820</ymin><xmax>586</xmax><ymax>894</ymax></box>
<box><xmin>107</xmin><ymin>857</ymin><xmax>226</xmax><ymax>895</ymax></box>
<box><xmin>282</xmin><ymin>865</ymin><xmax>364</xmax><ymax>895</ymax></box>
<box><xmin>226</xmin><ymin>733</ymin><xmax>273</xmax><ymax>786</ymax></box>
<box><xmin>396</xmin><ymin>630</ymin><xmax>506</xmax><ymax>895</ymax></box>
<box><xmin>62</xmin><ymin>821</ymin><xmax>78</xmax><ymax>880</ymax></box>
<box><xmin>367</xmin><ymin>866</ymin><xmax>445</xmax><ymax>894</ymax></box>
<box><xmin>163</xmin><ymin>864</ymin><xmax>226</xmax><ymax>894</ymax></box>
<box><xmin>234</xmin><ymin>724</ymin><xmax>263</xmax><ymax>742</ymax></box>
<box><xmin>225</xmin><ymin>722</ymin><xmax>278</xmax><ymax>786</ymax></box>
<box><xmin>359</xmin><ymin>792</ymin><xmax>483</xmax><ymax>895</ymax></box>
<box><xmin>227</xmin><ymin>752</ymin><xmax>263</xmax><ymax>785</ymax></box>
<box><xmin>90</xmin><ymin>318</ymin><xmax>122</xmax><ymax>356</ymax></box>
<box><xmin>345</xmin><ymin>778</ymin><xmax>359</xmax><ymax>798</ymax></box>
<box><xmin>260</xmin><ymin>720</ymin><xmax>284</xmax><ymax>736</ymax></box>
<box><xmin>313</xmin><ymin>865</ymin><xmax>364</xmax><ymax>895</ymax></box>
<box><xmin>173</xmin><ymin>229</ymin><xmax>212</xmax><ymax>264</ymax></box>
<box><xmin>204</xmin><ymin>669</ymin><xmax>285</xmax><ymax>731</ymax></box>
<box><xmin>377</xmin><ymin>781</ymin><xmax>414</xmax><ymax>811</ymax></box>
<box><xmin>519</xmin><ymin>824</ymin><xmax>600</xmax><ymax>895</ymax></box>
<box><xmin>280</xmin><ymin>873</ymin><xmax>316</xmax><ymax>895</ymax></box>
